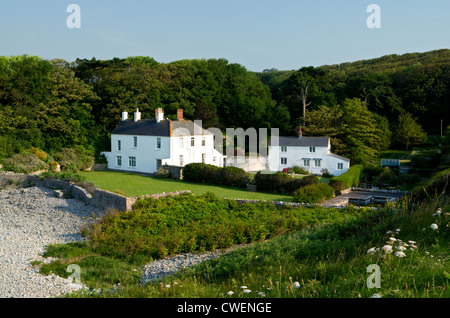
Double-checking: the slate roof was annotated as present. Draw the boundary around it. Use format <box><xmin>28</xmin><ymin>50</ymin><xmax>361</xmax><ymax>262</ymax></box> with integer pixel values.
<box><xmin>269</xmin><ymin>136</ymin><xmax>330</xmax><ymax>147</ymax></box>
<box><xmin>111</xmin><ymin>119</ymin><xmax>212</xmax><ymax>136</ymax></box>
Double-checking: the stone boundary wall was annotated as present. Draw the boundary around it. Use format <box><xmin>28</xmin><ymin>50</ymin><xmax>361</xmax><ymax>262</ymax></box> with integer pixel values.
<box><xmin>0</xmin><ymin>173</ymin><xmax>193</xmax><ymax>213</ymax></box>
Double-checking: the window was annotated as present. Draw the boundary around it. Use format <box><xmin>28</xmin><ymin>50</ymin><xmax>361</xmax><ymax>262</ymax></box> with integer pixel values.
<box><xmin>309</xmin><ymin>146</ymin><xmax>316</xmax><ymax>153</ymax></box>
<box><xmin>179</xmin><ymin>155</ymin><xmax>184</xmax><ymax>166</ymax></box>
<box><xmin>202</xmin><ymin>137</ymin><xmax>206</xmax><ymax>147</ymax></box>
<box><xmin>156</xmin><ymin>138</ymin><xmax>161</xmax><ymax>149</ymax></box>
<box><xmin>281</xmin><ymin>146</ymin><xmax>287</xmax><ymax>152</ymax></box>
<box><xmin>117</xmin><ymin>156</ymin><xmax>122</xmax><ymax>166</ymax></box>
<box><xmin>303</xmin><ymin>159</ymin><xmax>310</xmax><ymax>167</ymax></box>
<box><xmin>314</xmin><ymin>159</ymin><xmax>321</xmax><ymax>167</ymax></box>
<box><xmin>202</xmin><ymin>153</ymin><xmax>206</xmax><ymax>163</ymax></box>
<box><xmin>281</xmin><ymin>157</ymin><xmax>287</xmax><ymax>165</ymax></box>
<box><xmin>191</xmin><ymin>137</ymin><xmax>195</xmax><ymax>147</ymax></box>
<box><xmin>129</xmin><ymin>156</ymin><xmax>136</xmax><ymax>167</ymax></box>
<box><xmin>338</xmin><ymin>163</ymin><xmax>343</xmax><ymax>170</ymax></box>
<box><xmin>133</xmin><ymin>136</ymin><xmax>137</xmax><ymax>148</ymax></box>
<box><xmin>117</xmin><ymin>140</ymin><xmax>121</xmax><ymax>151</ymax></box>
<box><xmin>156</xmin><ymin>159</ymin><xmax>162</xmax><ymax>170</ymax></box>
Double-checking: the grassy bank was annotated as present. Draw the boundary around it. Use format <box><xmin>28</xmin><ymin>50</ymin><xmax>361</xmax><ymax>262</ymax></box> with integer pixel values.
<box><xmin>36</xmin><ymin>191</ymin><xmax>449</xmax><ymax>298</ymax></box>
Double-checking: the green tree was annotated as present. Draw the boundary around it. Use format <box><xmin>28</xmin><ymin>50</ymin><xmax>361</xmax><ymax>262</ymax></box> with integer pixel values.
<box><xmin>394</xmin><ymin>112</ymin><xmax>427</xmax><ymax>150</ymax></box>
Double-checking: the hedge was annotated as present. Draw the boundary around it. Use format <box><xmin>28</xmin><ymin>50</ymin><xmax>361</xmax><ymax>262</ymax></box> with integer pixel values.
<box><xmin>293</xmin><ymin>183</ymin><xmax>335</xmax><ymax>204</ymax></box>
<box><xmin>330</xmin><ymin>165</ymin><xmax>363</xmax><ymax>189</ymax></box>
<box><xmin>183</xmin><ymin>163</ymin><xmax>249</xmax><ymax>188</ymax></box>
<box><xmin>254</xmin><ymin>171</ymin><xmax>318</xmax><ymax>194</ymax></box>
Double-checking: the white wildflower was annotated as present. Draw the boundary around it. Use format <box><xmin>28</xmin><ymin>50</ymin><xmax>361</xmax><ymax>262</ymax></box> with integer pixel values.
<box><xmin>240</xmin><ymin>286</ymin><xmax>248</xmax><ymax>289</ymax></box>
<box><xmin>395</xmin><ymin>245</ymin><xmax>407</xmax><ymax>251</ymax></box>
<box><xmin>165</xmin><ymin>284</ymin><xmax>170</xmax><ymax>288</ymax></box>
<box><xmin>258</xmin><ymin>292</ymin><xmax>266</xmax><ymax>297</ymax></box>
<box><xmin>430</xmin><ymin>223</ymin><xmax>438</xmax><ymax>231</ymax></box>
<box><xmin>389</xmin><ymin>237</ymin><xmax>397</xmax><ymax>242</ymax></box>
<box><xmin>367</xmin><ymin>247</ymin><xmax>376</xmax><ymax>255</ymax></box>
<box><xmin>242</xmin><ymin>289</ymin><xmax>251</xmax><ymax>294</ymax></box>
<box><xmin>395</xmin><ymin>229</ymin><xmax>401</xmax><ymax>233</ymax></box>
<box><xmin>227</xmin><ymin>291</ymin><xmax>234</xmax><ymax>296</ymax></box>
<box><xmin>408</xmin><ymin>240</ymin><xmax>416</xmax><ymax>244</ymax></box>
<box><xmin>386</xmin><ymin>231</ymin><xmax>392</xmax><ymax>235</ymax></box>
<box><xmin>382</xmin><ymin>245</ymin><xmax>393</xmax><ymax>253</ymax></box>
<box><xmin>292</xmin><ymin>282</ymin><xmax>300</xmax><ymax>289</ymax></box>
<box><xmin>394</xmin><ymin>251</ymin><xmax>406</xmax><ymax>257</ymax></box>
<box><xmin>370</xmin><ymin>293</ymin><xmax>382</xmax><ymax>298</ymax></box>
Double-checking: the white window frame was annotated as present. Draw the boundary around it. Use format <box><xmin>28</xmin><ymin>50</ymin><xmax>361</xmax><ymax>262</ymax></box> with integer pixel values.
<box><xmin>117</xmin><ymin>155</ymin><xmax>122</xmax><ymax>167</ymax></box>
<box><xmin>129</xmin><ymin>156</ymin><xmax>136</xmax><ymax>167</ymax></box>
<box><xmin>202</xmin><ymin>137</ymin><xmax>206</xmax><ymax>147</ymax></box>
<box><xmin>117</xmin><ymin>140</ymin><xmax>121</xmax><ymax>151</ymax></box>
<box><xmin>303</xmin><ymin>159</ymin><xmax>310</xmax><ymax>167</ymax></box>
<box><xmin>133</xmin><ymin>136</ymin><xmax>137</xmax><ymax>148</ymax></box>
<box><xmin>338</xmin><ymin>163</ymin><xmax>343</xmax><ymax>170</ymax></box>
<box><xmin>156</xmin><ymin>137</ymin><xmax>161</xmax><ymax>149</ymax></box>
<box><xmin>191</xmin><ymin>137</ymin><xmax>195</xmax><ymax>147</ymax></box>
<box><xmin>309</xmin><ymin>146</ymin><xmax>316</xmax><ymax>153</ymax></box>
<box><xmin>281</xmin><ymin>157</ymin><xmax>287</xmax><ymax>165</ymax></box>
<box><xmin>314</xmin><ymin>159</ymin><xmax>321</xmax><ymax>167</ymax></box>
<box><xmin>281</xmin><ymin>146</ymin><xmax>287</xmax><ymax>152</ymax></box>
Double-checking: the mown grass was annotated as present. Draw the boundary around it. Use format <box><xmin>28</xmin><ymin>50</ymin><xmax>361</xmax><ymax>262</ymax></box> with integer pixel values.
<box><xmin>38</xmin><ymin>191</ymin><xmax>449</xmax><ymax>299</ymax></box>
<box><xmin>79</xmin><ymin>171</ymin><xmax>293</xmax><ymax>201</ymax></box>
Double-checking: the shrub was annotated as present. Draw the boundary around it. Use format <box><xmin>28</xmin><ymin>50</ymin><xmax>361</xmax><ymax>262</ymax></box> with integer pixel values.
<box><xmin>254</xmin><ymin>172</ymin><xmax>318</xmax><ymax>194</ymax></box>
<box><xmin>293</xmin><ymin>183</ymin><xmax>335</xmax><ymax>204</ymax></box>
<box><xmin>29</xmin><ymin>147</ymin><xmax>47</xmax><ymax>161</ymax></box>
<box><xmin>155</xmin><ymin>167</ymin><xmax>171</xmax><ymax>178</ymax></box>
<box><xmin>183</xmin><ymin>163</ymin><xmax>249</xmax><ymax>188</ymax></box>
<box><xmin>219</xmin><ymin>166</ymin><xmax>250</xmax><ymax>187</ymax></box>
<box><xmin>330</xmin><ymin>165</ymin><xmax>363</xmax><ymax>189</ymax></box>
<box><xmin>290</xmin><ymin>166</ymin><xmax>309</xmax><ymax>175</ymax></box>
<box><xmin>2</xmin><ymin>153</ymin><xmax>49</xmax><ymax>173</ymax></box>
<box><xmin>52</xmin><ymin>147</ymin><xmax>94</xmax><ymax>172</ymax></box>
<box><xmin>329</xmin><ymin>179</ymin><xmax>346</xmax><ymax>192</ymax></box>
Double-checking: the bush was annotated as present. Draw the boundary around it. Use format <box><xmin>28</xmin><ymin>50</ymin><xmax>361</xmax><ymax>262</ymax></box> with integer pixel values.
<box><xmin>29</xmin><ymin>147</ymin><xmax>47</xmax><ymax>161</ymax></box>
<box><xmin>183</xmin><ymin>163</ymin><xmax>249</xmax><ymax>188</ymax></box>
<box><xmin>2</xmin><ymin>153</ymin><xmax>49</xmax><ymax>173</ymax></box>
<box><xmin>290</xmin><ymin>166</ymin><xmax>309</xmax><ymax>175</ymax></box>
<box><xmin>254</xmin><ymin>172</ymin><xmax>318</xmax><ymax>194</ymax></box>
<box><xmin>329</xmin><ymin>179</ymin><xmax>346</xmax><ymax>192</ymax></box>
<box><xmin>330</xmin><ymin>165</ymin><xmax>363</xmax><ymax>189</ymax></box>
<box><xmin>293</xmin><ymin>183</ymin><xmax>335</xmax><ymax>204</ymax></box>
<box><xmin>155</xmin><ymin>167</ymin><xmax>171</xmax><ymax>178</ymax></box>
<box><xmin>219</xmin><ymin>166</ymin><xmax>250</xmax><ymax>187</ymax></box>
<box><xmin>52</xmin><ymin>147</ymin><xmax>94</xmax><ymax>172</ymax></box>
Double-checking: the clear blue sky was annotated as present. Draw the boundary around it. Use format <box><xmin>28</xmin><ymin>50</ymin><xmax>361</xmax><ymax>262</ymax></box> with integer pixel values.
<box><xmin>1</xmin><ymin>0</ymin><xmax>449</xmax><ymax>71</ymax></box>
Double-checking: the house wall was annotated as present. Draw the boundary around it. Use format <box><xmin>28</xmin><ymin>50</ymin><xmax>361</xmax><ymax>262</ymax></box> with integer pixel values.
<box><xmin>268</xmin><ymin>146</ymin><xmax>349</xmax><ymax>176</ymax></box>
<box><xmin>107</xmin><ymin>134</ymin><xmax>171</xmax><ymax>173</ymax></box>
<box><xmin>104</xmin><ymin>133</ymin><xmax>224</xmax><ymax>174</ymax></box>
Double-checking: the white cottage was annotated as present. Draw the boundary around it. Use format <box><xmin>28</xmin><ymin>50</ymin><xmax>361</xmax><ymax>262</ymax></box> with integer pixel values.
<box><xmin>268</xmin><ymin>131</ymin><xmax>350</xmax><ymax>176</ymax></box>
<box><xmin>102</xmin><ymin>108</ymin><xmax>225</xmax><ymax>173</ymax></box>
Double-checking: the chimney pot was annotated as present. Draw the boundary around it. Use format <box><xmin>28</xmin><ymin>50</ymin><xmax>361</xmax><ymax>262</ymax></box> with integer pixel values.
<box><xmin>134</xmin><ymin>108</ymin><xmax>141</xmax><ymax>122</ymax></box>
<box><xmin>156</xmin><ymin>108</ymin><xmax>164</xmax><ymax>123</ymax></box>
<box><xmin>177</xmin><ymin>109</ymin><xmax>184</xmax><ymax>121</ymax></box>
<box><xmin>122</xmin><ymin>110</ymin><xmax>128</xmax><ymax>121</ymax></box>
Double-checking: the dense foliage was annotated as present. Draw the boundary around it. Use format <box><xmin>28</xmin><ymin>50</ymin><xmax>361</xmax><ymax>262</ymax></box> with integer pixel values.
<box><xmin>1</xmin><ymin>50</ymin><xmax>450</xmax><ymax>166</ymax></box>
<box><xmin>182</xmin><ymin>163</ymin><xmax>249</xmax><ymax>188</ymax></box>
<box><xmin>330</xmin><ymin>165</ymin><xmax>364</xmax><ymax>189</ymax></box>
<box><xmin>82</xmin><ymin>192</ymin><xmax>365</xmax><ymax>264</ymax></box>
<box><xmin>293</xmin><ymin>183</ymin><xmax>335</xmax><ymax>204</ymax></box>
<box><xmin>254</xmin><ymin>171</ymin><xmax>318</xmax><ymax>194</ymax></box>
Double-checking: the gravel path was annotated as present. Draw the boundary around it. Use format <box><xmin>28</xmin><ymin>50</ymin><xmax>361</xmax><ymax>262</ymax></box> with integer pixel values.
<box><xmin>0</xmin><ymin>186</ymin><xmax>96</xmax><ymax>298</ymax></box>
<box><xmin>0</xmin><ymin>185</ymin><xmax>239</xmax><ymax>298</ymax></box>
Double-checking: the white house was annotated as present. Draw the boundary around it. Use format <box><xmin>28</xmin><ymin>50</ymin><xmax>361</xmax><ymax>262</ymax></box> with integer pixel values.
<box><xmin>102</xmin><ymin>108</ymin><xmax>225</xmax><ymax>174</ymax></box>
<box><xmin>268</xmin><ymin>131</ymin><xmax>350</xmax><ymax>176</ymax></box>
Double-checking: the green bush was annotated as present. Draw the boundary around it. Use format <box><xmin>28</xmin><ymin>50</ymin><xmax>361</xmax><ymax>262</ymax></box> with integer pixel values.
<box><xmin>293</xmin><ymin>183</ymin><xmax>335</xmax><ymax>204</ymax></box>
<box><xmin>329</xmin><ymin>179</ymin><xmax>346</xmax><ymax>192</ymax></box>
<box><xmin>254</xmin><ymin>171</ymin><xmax>318</xmax><ymax>194</ymax></box>
<box><xmin>1</xmin><ymin>152</ymin><xmax>49</xmax><ymax>173</ymax></box>
<box><xmin>330</xmin><ymin>165</ymin><xmax>363</xmax><ymax>189</ymax></box>
<box><xmin>183</xmin><ymin>163</ymin><xmax>249</xmax><ymax>188</ymax></box>
<box><xmin>52</xmin><ymin>146</ymin><xmax>94</xmax><ymax>172</ymax></box>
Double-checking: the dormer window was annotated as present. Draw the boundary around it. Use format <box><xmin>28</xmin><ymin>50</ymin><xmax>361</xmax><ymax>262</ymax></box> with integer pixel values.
<box><xmin>309</xmin><ymin>146</ymin><xmax>316</xmax><ymax>153</ymax></box>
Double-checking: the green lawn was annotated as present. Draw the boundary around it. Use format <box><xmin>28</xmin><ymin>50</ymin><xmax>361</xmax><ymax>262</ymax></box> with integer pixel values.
<box><xmin>80</xmin><ymin>171</ymin><xmax>293</xmax><ymax>202</ymax></box>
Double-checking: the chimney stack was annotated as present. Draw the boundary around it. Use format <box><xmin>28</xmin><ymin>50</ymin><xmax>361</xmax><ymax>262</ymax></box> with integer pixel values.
<box><xmin>122</xmin><ymin>110</ymin><xmax>128</xmax><ymax>121</ymax></box>
<box><xmin>177</xmin><ymin>109</ymin><xmax>184</xmax><ymax>121</ymax></box>
<box><xmin>298</xmin><ymin>126</ymin><xmax>303</xmax><ymax>138</ymax></box>
<box><xmin>134</xmin><ymin>108</ymin><xmax>141</xmax><ymax>122</ymax></box>
<box><xmin>155</xmin><ymin>108</ymin><xmax>164</xmax><ymax>123</ymax></box>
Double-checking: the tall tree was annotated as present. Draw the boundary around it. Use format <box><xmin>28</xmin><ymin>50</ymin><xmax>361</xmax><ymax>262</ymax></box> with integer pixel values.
<box><xmin>394</xmin><ymin>112</ymin><xmax>427</xmax><ymax>150</ymax></box>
